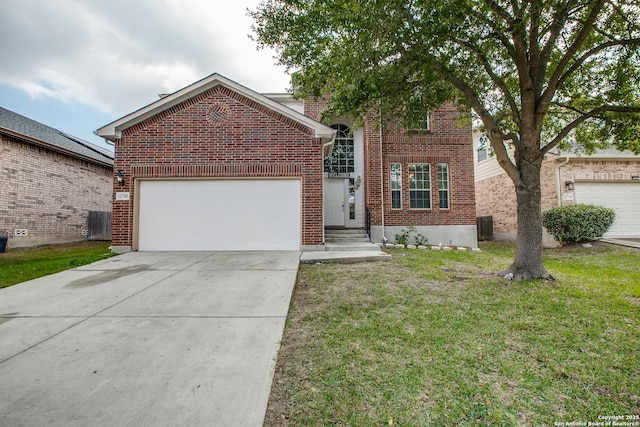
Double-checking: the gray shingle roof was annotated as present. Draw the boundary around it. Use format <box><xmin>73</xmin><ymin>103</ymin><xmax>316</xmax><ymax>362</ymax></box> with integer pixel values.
<box><xmin>0</xmin><ymin>106</ymin><xmax>114</xmax><ymax>166</ymax></box>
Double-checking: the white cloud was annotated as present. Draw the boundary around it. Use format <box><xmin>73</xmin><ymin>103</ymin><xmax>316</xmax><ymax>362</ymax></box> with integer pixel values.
<box><xmin>0</xmin><ymin>0</ymin><xmax>290</xmax><ymax>118</ymax></box>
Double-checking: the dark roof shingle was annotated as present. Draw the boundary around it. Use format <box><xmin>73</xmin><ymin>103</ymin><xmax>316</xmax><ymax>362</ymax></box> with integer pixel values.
<box><xmin>0</xmin><ymin>106</ymin><xmax>114</xmax><ymax>166</ymax></box>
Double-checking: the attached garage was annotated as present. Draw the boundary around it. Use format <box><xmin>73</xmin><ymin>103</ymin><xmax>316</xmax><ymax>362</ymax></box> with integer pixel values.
<box><xmin>574</xmin><ymin>182</ymin><xmax>640</xmax><ymax>238</ymax></box>
<box><xmin>97</xmin><ymin>74</ymin><xmax>335</xmax><ymax>253</ymax></box>
<box><xmin>137</xmin><ymin>179</ymin><xmax>301</xmax><ymax>251</ymax></box>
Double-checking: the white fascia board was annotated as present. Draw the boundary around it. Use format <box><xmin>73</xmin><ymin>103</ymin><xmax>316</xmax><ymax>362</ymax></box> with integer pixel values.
<box><xmin>96</xmin><ymin>73</ymin><xmax>335</xmax><ymax>143</ymax></box>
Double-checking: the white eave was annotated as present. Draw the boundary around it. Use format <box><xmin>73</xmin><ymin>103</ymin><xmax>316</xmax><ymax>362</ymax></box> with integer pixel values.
<box><xmin>96</xmin><ymin>73</ymin><xmax>335</xmax><ymax>145</ymax></box>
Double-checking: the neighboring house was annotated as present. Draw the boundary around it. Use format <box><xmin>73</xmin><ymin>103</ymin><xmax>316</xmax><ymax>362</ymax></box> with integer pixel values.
<box><xmin>96</xmin><ymin>73</ymin><xmax>477</xmax><ymax>253</ymax></box>
<box><xmin>0</xmin><ymin>107</ymin><xmax>114</xmax><ymax>248</ymax></box>
<box><xmin>474</xmin><ymin>132</ymin><xmax>640</xmax><ymax>246</ymax></box>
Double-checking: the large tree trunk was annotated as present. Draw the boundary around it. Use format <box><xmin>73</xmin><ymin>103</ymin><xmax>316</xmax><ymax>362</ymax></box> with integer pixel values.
<box><xmin>505</xmin><ymin>156</ymin><xmax>553</xmax><ymax>281</ymax></box>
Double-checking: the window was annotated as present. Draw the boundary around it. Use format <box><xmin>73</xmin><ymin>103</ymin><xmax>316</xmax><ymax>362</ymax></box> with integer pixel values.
<box><xmin>409</xmin><ymin>114</ymin><xmax>430</xmax><ymax>131</ymax></box>
<box><xmin>390</xmin><ymin>163</ymin><xmax>402</xmax><ymax>209</ymax></box>
<box><xmin>477</xmin><ymin>133</ymin><xmax>489</xmax><ymax>162</ymax></box>
<box><xmin>324</xmin><ymin>124</ymin><xmax>354</xmax><ymax>174</ymax></box>
<box><xmin>417</xmin><ymin>114</ymin><xmax>430</xmax><ymax>131</ymax></box>
<box><xmin>438</xmin><ymin>163</ymin><xmax>450</xmax><ymax>209</ymax></box>
<box><xmin>409</xmin><ymin>163</ymin><xmax>431</xmax><ymax>209</ymax></box>
<box><xmin>349</xmin><ymin>178</ymin><xmax>356</xmax><ymax>220</ymax></box>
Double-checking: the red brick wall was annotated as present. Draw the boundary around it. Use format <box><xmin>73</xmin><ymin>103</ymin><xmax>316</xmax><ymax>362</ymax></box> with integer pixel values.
<box><xmin>303</xmin><ymin>100</ymin><xmax>476</xmax><ymax>228</ymax></box>
<box><xmin>379</xmin><ymin>104</ymin><xmax>476</xmax><ymax>226</ymax></box>
<box><xmin>0</xmin><ymin>134</ymin><xmax>113</xmax><ymax>248</ymax></box>
<box><xmin>475</xmin><ymin>155</ymin><xmax>640</xmax><ymax>245</ymax></box>
<box><xmin>112</xmin><ymin>85</ymin><xmax>323</xmax><ymax>248</ymax></box>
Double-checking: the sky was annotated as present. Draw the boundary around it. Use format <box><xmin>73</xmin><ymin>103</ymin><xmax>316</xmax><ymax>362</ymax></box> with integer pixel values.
<box><xmin>0</xmin><ymin>0</ymin><xmax>291</xmax><ymax>150</ymax></box>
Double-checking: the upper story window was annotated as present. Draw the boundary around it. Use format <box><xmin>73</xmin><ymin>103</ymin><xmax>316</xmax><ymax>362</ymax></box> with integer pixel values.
<box><xmin>411</xmin><ymin>114</ymin><xmax>431</xmax><ymax>131</ymax></box>
<box><xmin>324</xmin><ymin>124</ymin><xmax>354</xmax><ymax>174</ymax></box>
<box><xmin>477</xmin><ymin>133</ymin><xmax>489</xmax><ymax>162</ymax></box>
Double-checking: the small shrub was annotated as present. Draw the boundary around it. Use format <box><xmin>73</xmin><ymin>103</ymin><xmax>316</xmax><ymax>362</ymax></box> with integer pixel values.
<box><xmin>394</xmin><ymin>226</ymin><xmax>428</xmax><ymax>247</ymax></box>
<box><xmin>395</xmin><ymin>228</ymin><xmax>411</xmax><ymax>247</ymax></box>
<box><xmin>414</xmin><ymin>232</ymin><xmax>428</xmax><ymax>246</ymax></box>
<box><xmin>542</xmin><ymin>204</ymin><xmax>616</xmax><ymax>244</ymax></box>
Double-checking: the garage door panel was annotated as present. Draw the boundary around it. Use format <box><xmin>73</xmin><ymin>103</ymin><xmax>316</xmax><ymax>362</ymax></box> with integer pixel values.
<box><xmin>574</xmin><ymin>182</ymin><xmax>640</xmax><ymax>238</ymax></box>
<box><xmin>138</xmin><ymin>180</ymin><xmax>301</xmax><ymax>251</ymax></box>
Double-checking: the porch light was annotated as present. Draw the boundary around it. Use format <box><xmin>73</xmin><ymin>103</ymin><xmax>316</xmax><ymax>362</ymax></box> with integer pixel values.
<box><xmin>116</xmin><ymin>170</ymin><xmax>125</xmax><ymax>186</ymax></box>
<box><xmin>565</xmin><ymin>180</ymin><xmax>574</xmax><ymax>191</ymax></box>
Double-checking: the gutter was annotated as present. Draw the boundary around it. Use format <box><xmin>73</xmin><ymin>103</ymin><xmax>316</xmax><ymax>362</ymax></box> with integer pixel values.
<box><xmin>321</xmin><ymin>134</ymin><xmax>337</xmax><ymax>247</ymax></box>
<box><xmin>379</xmin><ymin>107</ymin><xmax>387</xmax><ymax>244</ymax></box>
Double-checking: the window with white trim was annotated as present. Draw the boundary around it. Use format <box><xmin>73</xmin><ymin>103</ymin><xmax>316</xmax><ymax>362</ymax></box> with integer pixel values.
<box><xmin>409</xmin><ymin>163</ymin><xmax>431</xmax><ymax>209</ymax></box>
<box><xmin>417</xmin><ymin>114</ymin><xmax>431</xmax><ymax>131</ymax></box>
<box><xmin>438</xmin><ymin>163</ymin><xmax>450</xmax><ymax>209</ymax></box>
<box><xmin>324</xmin><ymin>124</ymin><xmax>354</xmax><ymax>173</ymax></box>
<box><xmin>390</xmin><ymin>163</ymin><xmax>402</xmax><ymax>209</ymax></box>
<box><xmin>477</xmin><ymin>133</ymin><xmax>489</xmax><ymax>162</ymax></box>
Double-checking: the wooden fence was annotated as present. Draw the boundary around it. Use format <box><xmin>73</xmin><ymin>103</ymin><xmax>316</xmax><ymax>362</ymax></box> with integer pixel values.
<box><xmin>87</xmin><ymin>211</ymin><xmax>112</xmax><ymax>241</ymax></box>
<box><xmin>476</xmin><ymin>216</ymin><xmax>493</xmax><ymax>241</ymax></box>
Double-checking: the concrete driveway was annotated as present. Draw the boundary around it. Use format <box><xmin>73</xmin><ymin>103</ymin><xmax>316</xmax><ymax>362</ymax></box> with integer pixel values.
<box><xmin>0</xmin><ymin>251</ymin><xmax>300</xmax><ymax>427</ymax></box>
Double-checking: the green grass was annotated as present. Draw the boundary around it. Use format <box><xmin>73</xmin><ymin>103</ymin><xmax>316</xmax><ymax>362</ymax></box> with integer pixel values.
<box><xmin>0</xmin><ymin>241</ymin><xmax>116</xmax><ymax>289</ymax></box>
<box><xmin>265</xmin><ymin>242</ymin><xmax>640</xmax><ymax>426</ymax></box>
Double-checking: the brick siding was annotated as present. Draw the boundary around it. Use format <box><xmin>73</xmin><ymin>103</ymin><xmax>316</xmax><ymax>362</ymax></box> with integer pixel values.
<box><xmin>0</xmin><ymin>134</ymin><xmax>113</xmax><ymax>248</ymax></box>
<box><xmin>112</xmin><ymin>85</ymin><xmax>324</xmax><ymax>248</ymax></box>
<box><xmin>303</xmin><ymin>100</ymin><xmax>476</xmax><ymax>229</ymax></box>
<box><xmin>476</xmin><ymin>155</ymin><xmax>640</xmax><ymax>237</ymax></box>
<box><xmin>378</xmin><ymin>104</ymin><xmax>476</xmax><ymax>227</ymax></box>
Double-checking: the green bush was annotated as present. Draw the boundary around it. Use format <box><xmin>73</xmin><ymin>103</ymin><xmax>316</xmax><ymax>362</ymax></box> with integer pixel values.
<box><xmin>394</xmin><ymin>226</ymin><xmax>428</xmax><ymax>247</ymax></box>
<box><xmin>542</xmin><ymin>204</ymin><xmax>616</xmax><ymax>244</ymax></box>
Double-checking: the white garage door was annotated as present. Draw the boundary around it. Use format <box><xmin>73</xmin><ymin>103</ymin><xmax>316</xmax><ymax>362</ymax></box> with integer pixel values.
<box><xmin>138</xmin><ymin>179</ymin><xmax>301</xmax><ymax>251</ymax></box>
<box><xmin>574</xmin><ymin>182</ymin><xmax>640</xmax><ymax>238</ymax></box>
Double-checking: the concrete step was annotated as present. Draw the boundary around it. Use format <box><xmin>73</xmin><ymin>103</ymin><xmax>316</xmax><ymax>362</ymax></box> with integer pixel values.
<box><xmin>324</xmin><ymin>242</ymin><xmax>381</xmax><ymax>252</ymax></box>
<box><xmin>325</xmin><ymin>229</ymin><xmax>368</xmax><ymax>240</ymax></box>
<box><xmin>300</xmin><ymin>250</ymin><xmax>391</xmax><ymax>264</ymax></box>
<box><xmin>325</xmin><ymin>236</ymin><xmax>370</xmax><ymax>242</ymax></box>
<box><xmin>324</xmin><ymin>228</ymin><xmax>367</xmax><ymax>235</ymax></box>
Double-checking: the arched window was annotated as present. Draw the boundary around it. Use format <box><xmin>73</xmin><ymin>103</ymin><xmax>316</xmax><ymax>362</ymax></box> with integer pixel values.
<box><xmin>324</xmin><ymin>124</ymin><xmax>354</xmax><ymax>174</ymax></box>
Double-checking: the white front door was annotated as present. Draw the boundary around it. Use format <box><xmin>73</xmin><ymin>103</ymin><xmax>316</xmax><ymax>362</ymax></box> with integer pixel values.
<box><xmin>324</xmin><ymin>179</ymin><xmax>347</xmax><ymax>226</ymax></box>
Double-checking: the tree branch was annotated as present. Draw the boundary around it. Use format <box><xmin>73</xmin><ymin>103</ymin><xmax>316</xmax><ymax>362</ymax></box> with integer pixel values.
<box><xmin>528</xmin><ymin>1</ymin><xmax>541</xmax><ymax>81</ymax></box>
<box><xmin>483</xmin><ymin>0</ymin><xmax>532</xmax><ymax>90</ymax></box>
<box><xmin>445</xmin><ymin>71</ymin><xmax>521</xmax><ymax>185</ymax></box>
<box><xmin>539</xmin><ymin>0</ymin><xmax>607</xmax><ymax>113</ymax></box>
<box><xmin>557</xmin><ymin>37</ymin><xmax>640</xmax><ymax>88</ymax></box>
<box><xmin>541</xmin><ymin>105</ymin><xmax>640</xmax><ymax>155</ymax></box>
<box><xmin>535</xmin><ymin>1</ymin><xmax>572</xmax><ymax>96</ymax></box>
<box><xmin>453</xmin><ymin>37</ymin><xmax>522</xmax><ymax>126</ymax></box>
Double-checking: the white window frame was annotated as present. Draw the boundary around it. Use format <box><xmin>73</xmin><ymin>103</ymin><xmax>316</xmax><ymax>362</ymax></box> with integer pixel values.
<box><xmin>477</xmin><ymin>133</ymin><xmax>490</xmax><ymax>162</ymax></box>
<box><xmin>409</xmin><ymin>163</ymin><xmax>431</xmax><ymax>210</ymax></box>
<box><xmin>410</xmin><ymin>114</ymin><xmax>431</xmax><ymax>131</ymax></box>
<box><xmin>437</xmin><ymin>163</ymin><xmax>450</xmax><ymax>210</ymax></box>
<box><xmin>390</xmin><ymin>162</ymin><xmax>402</xmax><ymax>209</ymax></box>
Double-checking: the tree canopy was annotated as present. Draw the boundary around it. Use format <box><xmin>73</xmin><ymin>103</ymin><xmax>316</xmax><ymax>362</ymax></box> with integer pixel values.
<box><xmin>252</xmin><ymin>0</ymin><xmax>640</xmax><ymax>280</ymax></box>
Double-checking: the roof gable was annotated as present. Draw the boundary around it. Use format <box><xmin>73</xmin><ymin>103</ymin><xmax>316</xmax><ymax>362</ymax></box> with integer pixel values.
<box><xmin>0</xmin><ymin>107</ymin><xmax>114</xmax><ymax>167</ymax></box>
<box><xmin>96</xmin><ymin>73</ymin><xmax>335</xmax><ymax>143</ymax></box>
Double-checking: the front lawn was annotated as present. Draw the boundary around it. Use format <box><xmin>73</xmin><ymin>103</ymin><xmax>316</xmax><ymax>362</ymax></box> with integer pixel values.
<box><xmin>265</xmin><ymin>242</ymin><xmax>640</xmax><ymax>426</ymax></box>
<box><xmin>0</xmin><ymin>241</ymin><xmax>116</xmax><ymax>289</ymax></box>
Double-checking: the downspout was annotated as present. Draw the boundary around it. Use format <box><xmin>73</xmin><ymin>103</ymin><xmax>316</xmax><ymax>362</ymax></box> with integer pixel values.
<box><xmin>379</xmin><ymin>107</ymin><xmax>387</xmax><ymax>244</ymax></box>
<box><xmin>321</xmin><ymin>137</ymin><xmax>335</xmax><ymax>248</ymax></box>
<box><xmin>556</xmin><ymin>156</ymin><xmax>570</xmax><ymax>206</ymax></box>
